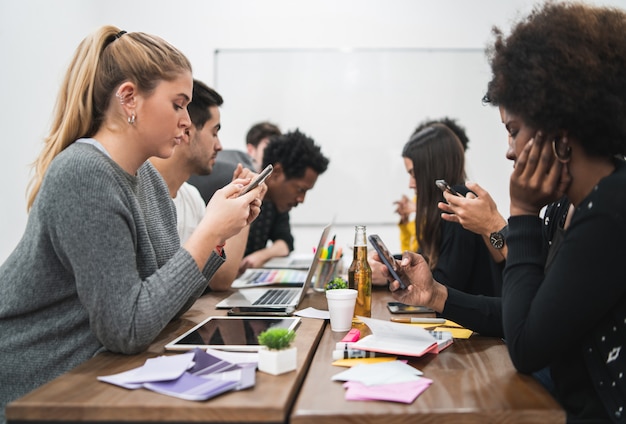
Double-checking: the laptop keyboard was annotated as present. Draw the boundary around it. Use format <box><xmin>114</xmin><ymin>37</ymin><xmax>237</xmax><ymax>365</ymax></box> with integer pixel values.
<box><xmin>253</xmin><ymin>289</ymin><xmax>299</xmax><ymax>305</ymax></box>
<box><xmin>239</xmin><ymin>269</ymin><xmax>308</xmax><ymax>286</ymax></box>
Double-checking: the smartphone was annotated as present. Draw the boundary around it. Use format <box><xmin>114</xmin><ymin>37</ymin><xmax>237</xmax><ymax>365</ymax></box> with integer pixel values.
<box><xmin>387</xmin><ymin>302</ymin><xmax>434</xmax><ymax>314</ymax></box>
<box><xmin>227</xmin><ymin>306</ymin><xmax>294</xmax><ymax>316</ymax></box>
<box><xmin>238</xmin><ymin>164</ymin><xmax>273</xmax><ymax>197</ymax></box>
<box><xmin>435</xmin><ymin>179</ymin><xmax>461</xmax><ymax>197</ymax></box>
<box><xmin>368</xmin><ymin>234</ymin><xmax>407</xmax><ymax>289</ymax></box>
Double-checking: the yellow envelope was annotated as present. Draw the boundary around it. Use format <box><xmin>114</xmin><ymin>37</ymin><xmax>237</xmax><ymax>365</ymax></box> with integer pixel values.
<box><xmin>332</xmin><ymin>357</ymin><xmax>398</xmax><ymax>367</ymax></box>
<box><xmin>413</xmin><ymin>320</ymin><xmax>474</xmax><ymax>339</ymax></box>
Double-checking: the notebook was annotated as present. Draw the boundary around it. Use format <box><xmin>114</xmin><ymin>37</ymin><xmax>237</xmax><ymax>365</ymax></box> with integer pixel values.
<box><xmin>215</xmin><ymin>224</ymin><xmax>331</xmax><ymax>309</ymax></box>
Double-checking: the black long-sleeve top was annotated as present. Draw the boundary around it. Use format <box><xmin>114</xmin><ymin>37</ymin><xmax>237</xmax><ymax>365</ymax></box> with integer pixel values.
<box><xmin>245</xmin><ymin>200</ymin><xmax>294</xmax><ymax>256</ymax></box>
<box><xmin>441</xmin><ymin>198</ymin><xmax>573</xmax><ymax>338</ymax></box>
<box><xmin>503</xmin><ymin>160</ymin><xmax>626</xmax><ymax>423</ymax></box>
<box><xmin>431</xmin><ymin>184</ymin><xmax>505</xmax><ymax>337</ymax></box>
<box><xmin>432</xmin><ymin>219</ymin><xmax>503</xmax><ymax>298</ymax></box>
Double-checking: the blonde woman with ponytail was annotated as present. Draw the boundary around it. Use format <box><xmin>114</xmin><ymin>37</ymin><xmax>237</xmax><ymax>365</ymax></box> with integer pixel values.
<box><xmin>0</xmin><ymin>26</ymin><xmax>263</xmax><ymax>421</ymax></box>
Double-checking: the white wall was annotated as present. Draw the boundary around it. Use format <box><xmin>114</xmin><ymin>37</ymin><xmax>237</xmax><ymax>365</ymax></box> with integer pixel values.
<box><xmin>1</xmin><ymin>0</ymin><xmax>623</xmax><ymax>261</ymax></box>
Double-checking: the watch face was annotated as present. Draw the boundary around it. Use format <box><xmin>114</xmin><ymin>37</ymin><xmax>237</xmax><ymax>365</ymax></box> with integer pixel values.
<box><xmin>490</xmin><ymin>232</ymin><xmax>504</xmax><ymax>249</ymax></box>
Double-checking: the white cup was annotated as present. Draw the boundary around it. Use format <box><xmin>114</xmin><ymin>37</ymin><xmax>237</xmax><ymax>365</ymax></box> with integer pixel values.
<box><xmin>325</xmin><ymin>289</ymin><xmax>358</xmax><ymax>332</ymax></box>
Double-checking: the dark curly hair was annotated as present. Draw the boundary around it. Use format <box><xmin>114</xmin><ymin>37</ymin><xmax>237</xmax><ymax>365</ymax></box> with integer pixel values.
<box><xmin>262</xmin><ymin>129</ymin><xmax>329</xmax><ymax>179</ymax></box>
<box><xmin>484</xmin><ymin>1</ymin><xmax>626</xmax><ymax>157</ymax></box>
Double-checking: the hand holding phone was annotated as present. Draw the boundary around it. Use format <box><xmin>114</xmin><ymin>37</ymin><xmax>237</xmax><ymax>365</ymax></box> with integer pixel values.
<box><xmin>368</xmin><ymin>234</ymin><xmax>407</xmax><ymax>289</ymax></box>
<box><xmin>435</xmin><ymin>179</ymin><xmax>461</xmax><ymax>197</ymax></box>
<box><xmin>238</xmin><ymin>164</ymin><xmax>273</xmax><ymax>197</ymax></box>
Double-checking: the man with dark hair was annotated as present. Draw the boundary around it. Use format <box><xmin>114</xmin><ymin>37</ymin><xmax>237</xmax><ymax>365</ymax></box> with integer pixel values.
<box><xmin>245</xmin><ymin>121</ymin><xmax>282</xmax><ymax>171</ymax></box>
<box><xmin>188</xmin><ymin>121</ymin><xmax>281</xmax><ymax>203</ymax></box>
<box><xmin>151</xmin><ymin>80</ymin><xmax>255</xmax><ymax>291</ymax></box>
<box><xmin>240</xmin><ymin>129</ymin><xmax>330</xmax><ymax>272</ymax></box>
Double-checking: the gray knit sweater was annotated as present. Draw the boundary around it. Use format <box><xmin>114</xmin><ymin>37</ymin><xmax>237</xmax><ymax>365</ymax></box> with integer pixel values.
<box><xmin>0</xmin><ymin>142</ymin><xmax>223</xmax><ymax>422</ymax></box>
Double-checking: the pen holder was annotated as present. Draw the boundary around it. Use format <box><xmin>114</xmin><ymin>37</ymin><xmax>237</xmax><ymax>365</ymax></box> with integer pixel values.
<box><xmin>312</xmin><ymin>258</ymin><xmax>340</xmax><ymax>292</ymax></box>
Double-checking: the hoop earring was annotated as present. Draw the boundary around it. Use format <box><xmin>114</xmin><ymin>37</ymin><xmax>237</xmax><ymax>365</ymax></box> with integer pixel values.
<box><xmin>128</xmin><ymin>112</ymin><xmax>136</xmax><ymax>125</ymax></box>
<box><xmin>552</xmin><ymin>138</ymin><xmax>571</xmax><ymax>163</ymax></box>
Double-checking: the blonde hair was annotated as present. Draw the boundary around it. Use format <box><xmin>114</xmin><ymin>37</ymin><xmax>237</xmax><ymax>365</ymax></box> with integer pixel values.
<box><xmin>27</xmin><ymin>25</ymin><xmax>192</xmax><ymax>210</ymax></box>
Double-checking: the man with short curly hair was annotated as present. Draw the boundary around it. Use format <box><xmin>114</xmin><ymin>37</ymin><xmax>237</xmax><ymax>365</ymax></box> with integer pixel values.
<box><xmin>240</xmin><ymin>129</ymin><xmax>329</xmax><ymax>272</ymax></box>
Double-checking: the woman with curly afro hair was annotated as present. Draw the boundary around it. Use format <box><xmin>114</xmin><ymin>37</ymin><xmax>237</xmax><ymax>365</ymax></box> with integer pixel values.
<box><xmin>483</xmin><ymin>2</ymin><xmax>626</xmax><ymax>422</ymax></box>
<box><xmin>388</xmin><ymin>2</ymin><xmax>626</xmax><ymax>422</ymax></box>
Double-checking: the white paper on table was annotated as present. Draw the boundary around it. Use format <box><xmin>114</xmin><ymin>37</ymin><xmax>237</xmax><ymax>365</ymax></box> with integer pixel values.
<box><xmin>331</xmin><ymin>360</ymin><xmax>423</xmax><ymax>386</ymax></box>
<box><xmin>294</xmin><ymin>307</ymin><xmax>330</xmax><ymax>320</ymax></box>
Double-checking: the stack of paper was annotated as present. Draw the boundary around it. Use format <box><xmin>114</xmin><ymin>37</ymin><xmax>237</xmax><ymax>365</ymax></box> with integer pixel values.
<box><xmin>98</xmin><ymin>348</ymin><xmax>256</xmax><ymax>401</ymax></box>
<box><xmin>332</xmin><ymin>360</ymin><xmax>432</xmax><ymax>403</ymax></box>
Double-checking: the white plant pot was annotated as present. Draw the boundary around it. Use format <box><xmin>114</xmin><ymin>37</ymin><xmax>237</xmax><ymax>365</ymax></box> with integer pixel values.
<box><xmin>257</xmin><ymin>347</ymin><xmax>297</xmax><ymax>375</ymax></box>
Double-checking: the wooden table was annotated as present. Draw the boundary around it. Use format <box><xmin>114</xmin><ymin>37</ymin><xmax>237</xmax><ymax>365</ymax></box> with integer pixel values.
<box><xmin>291</xmin><ymin>287</ymin><xmax>566</xmax><ymax>424</ymax></box>
<box><xmin>7</xmin><ymin>286</ymin><xmax>565</xmax><ymax>423</ymax></box>
<box><xmin>6</xmin><ymin>293</ymin><xmax>325</xmax><ymax>424</ymax></box>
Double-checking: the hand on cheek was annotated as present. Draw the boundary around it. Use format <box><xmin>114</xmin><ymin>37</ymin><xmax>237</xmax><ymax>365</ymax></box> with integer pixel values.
<box><xmin>510</xmin><ymin>132</ymin><xmax>568</xmax><ymax>216</ymax></box>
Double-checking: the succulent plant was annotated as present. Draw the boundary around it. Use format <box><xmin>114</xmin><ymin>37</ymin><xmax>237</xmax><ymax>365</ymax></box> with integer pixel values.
<box><xmin>257</xmin><ymin>327</ymin><xmax>296</xmax><ymax>350</ymax></box>
<box><xmin>325</xmin><ymin>277</ymin><xmax>348</xmax><ymax>291</ymax></box>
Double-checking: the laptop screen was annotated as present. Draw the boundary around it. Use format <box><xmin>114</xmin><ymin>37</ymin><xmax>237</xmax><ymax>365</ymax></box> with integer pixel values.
<box><xmin>214</xmin><ymin>224</ymin><xmax>332</xmax><ymax>309</ymax></box>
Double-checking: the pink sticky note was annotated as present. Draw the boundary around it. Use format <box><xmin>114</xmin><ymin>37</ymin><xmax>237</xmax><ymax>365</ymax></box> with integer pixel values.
<box><xmin>343</xmin><ymin>378</ymin><xmax>433</xmax><ymax>404</ymax></box>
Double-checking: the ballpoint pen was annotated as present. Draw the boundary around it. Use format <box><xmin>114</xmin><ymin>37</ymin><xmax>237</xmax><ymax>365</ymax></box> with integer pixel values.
<box><xmin>423</xmin><ymin>325</ymin><xmax>466</xmax><ymax>331</ymax></box>
<box><xmin>390</xmin><ymin>317</ymin><xmax>446</xmax><ymax>324</ymax></box>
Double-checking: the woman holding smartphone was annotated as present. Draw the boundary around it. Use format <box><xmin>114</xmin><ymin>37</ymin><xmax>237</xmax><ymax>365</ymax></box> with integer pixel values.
<box><xmin>389</xmin><ymin>3</ymin><xmax>626</xmax><ymax>422</ymax></box>
<box><xmin>395</xmin><ymin>123</ymin><xmax>503</xmax><ymax>299</ymax></box>
<box><xmin>0</xmin><ymin>26</ymin><xmax>263</xmax><ymax>421</ymax></box>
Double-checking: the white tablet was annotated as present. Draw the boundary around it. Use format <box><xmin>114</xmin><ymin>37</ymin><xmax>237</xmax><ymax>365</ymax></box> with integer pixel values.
<box><xmin>164</xmin><ymin>316</ymin><xmax>301</xmax><ymax>352</ymax></box>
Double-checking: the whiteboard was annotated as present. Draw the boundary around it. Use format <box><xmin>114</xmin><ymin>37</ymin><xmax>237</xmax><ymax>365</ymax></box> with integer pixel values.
<box><xmin>214</xmin><ymin>49</ymin><xmax>510</xmax><ymax>225</ymax></box>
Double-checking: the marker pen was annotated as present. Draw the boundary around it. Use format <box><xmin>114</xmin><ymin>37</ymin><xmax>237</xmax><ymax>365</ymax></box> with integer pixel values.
<box><xmin>340</xmin><ymin>328</ymin><xmax>361</xmax><ymax>343</ymax></box>
<box><xmin>335</xmin><ymin>341</ymin><xmax>356</xmax><ymax>351</ymax></box>
<box><xmin>332</xmin><ymin>348</ymin><xmax>391</xmax><ymax>360</ymax></box>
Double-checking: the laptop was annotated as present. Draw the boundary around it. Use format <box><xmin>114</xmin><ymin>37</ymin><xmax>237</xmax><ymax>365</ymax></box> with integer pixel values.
<box><xmin>215</xmin><ymin>224</ymin><xmax>331</xmax><ymax>309</ymax></box>
<box><xmin>262</xmin><ymin>253</ymin><xmax>315</xmax><ymax>270</ymax></box>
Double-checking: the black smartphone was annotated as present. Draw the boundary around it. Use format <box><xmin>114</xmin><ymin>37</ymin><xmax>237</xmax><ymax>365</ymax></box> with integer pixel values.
<box><xmin>435</xmin><ymin>179</ymin><xmax>461</xmax><ymax>197</ymax></box>
<box><xmin>387</xmin><ymin>302</ymin><xmax>434</xmax><ymax>314</ymax></box>
<box><xmin>238</xmin><ymin>164</ymin><xmax>273</xmax><ymax>197</ymax></box>
<box><xmin>227</xmin><ymin>306</ymin><xmax>294</xmax><ymax>316</ymax></box>
<box><xmin>368</xmin><ymin>234</ymin><xmax>407</xmax><ymax>289</ymax></box>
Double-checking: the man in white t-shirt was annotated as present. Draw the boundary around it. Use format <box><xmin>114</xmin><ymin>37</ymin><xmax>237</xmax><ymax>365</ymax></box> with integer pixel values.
<box><xmin>172</xmin><ymin>182</ymin><xmax>206</xmax><ymax>243</ymax></box>
<box><xmin>151</xmin><ymin>80</ymin><xmax>257</xmax><ymax>291</ymax></box>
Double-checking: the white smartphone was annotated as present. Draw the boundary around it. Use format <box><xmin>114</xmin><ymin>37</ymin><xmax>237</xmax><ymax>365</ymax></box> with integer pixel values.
<box><xmin>238</xmin><ymin>164</ymin><xmax>273</xmax><ymax>197</ymax></box>
<box><xmin>435</xmin><ymin>179</ymin><xmax>461</xmax><ymax>197</ymax></box>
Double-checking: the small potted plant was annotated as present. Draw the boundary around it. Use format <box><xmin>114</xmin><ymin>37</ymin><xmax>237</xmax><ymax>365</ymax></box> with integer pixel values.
<box><xmin>257</xmin><ymin>327</ymin><xmax>297</xmax><ymax>375</ymax></box>
<box><xmin>324</xmin><ymin>276</ymin><xmax>348</xmax><ymax>291</ymax></box>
